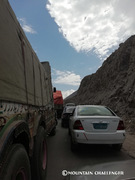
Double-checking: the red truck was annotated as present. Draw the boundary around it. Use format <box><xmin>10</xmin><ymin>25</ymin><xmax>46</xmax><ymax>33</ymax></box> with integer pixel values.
<box><xmin>0</xmin><ymin>1</ymin><xmax>56</xmax><ymax>180</ymax></box>
<box><xmin>53</xmin><ymin>90</ymin><xmax>64</xmax><ymax>118</ymax></box>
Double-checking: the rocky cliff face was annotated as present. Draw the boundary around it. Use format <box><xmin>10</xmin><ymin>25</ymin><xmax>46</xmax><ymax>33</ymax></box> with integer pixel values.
<box><xmin>65</xmin><ymin>35</ymin><xmax>135</xmax><ymax>132</ymax></box>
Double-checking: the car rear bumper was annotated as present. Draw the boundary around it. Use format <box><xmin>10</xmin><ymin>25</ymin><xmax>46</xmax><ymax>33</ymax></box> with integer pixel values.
<box><xmin>72</xmin><ymin>130</ymin><xmax>126</xmax><ymax>144</ymax></box>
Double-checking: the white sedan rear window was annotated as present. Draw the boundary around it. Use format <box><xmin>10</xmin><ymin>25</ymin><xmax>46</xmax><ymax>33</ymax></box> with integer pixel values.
<box><xmin>77</xmin><ymin>106</ymin><xmax>115</xmax><ymax>116</ymax></box>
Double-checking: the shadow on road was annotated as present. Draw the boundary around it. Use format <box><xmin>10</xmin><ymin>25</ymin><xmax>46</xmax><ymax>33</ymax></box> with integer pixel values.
<box><xmin>70</xmin><ymin>143</ymin><xmax>122</xmax><ymax>158</ymax></box>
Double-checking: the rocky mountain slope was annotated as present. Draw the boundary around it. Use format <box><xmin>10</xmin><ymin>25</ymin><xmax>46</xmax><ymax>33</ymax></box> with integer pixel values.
<box><xmin>65</xmin><ymin>35</ymin><xmax>135</xmax><ymax>132</ymax></box>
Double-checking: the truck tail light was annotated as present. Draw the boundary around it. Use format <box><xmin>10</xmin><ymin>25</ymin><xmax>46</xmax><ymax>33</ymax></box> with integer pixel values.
<box><xmin>73</xmin><ymin>120</ymin><xmax>84</xmax><ymax>130</ymax></box>
<box><xmin>117</xmin><ymin>120</ymin><xmax>125</xmax><ymax>130</ymax></box>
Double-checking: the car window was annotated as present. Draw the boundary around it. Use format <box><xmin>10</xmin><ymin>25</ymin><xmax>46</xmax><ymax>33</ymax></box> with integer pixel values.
<box><xmin>77</xmin><ymin>106</ymin><xmax>115</xmax><ymax>116</ymax></box>
<box><xmin>65</xmin><ymin>107</ymin><xmax>75</xmax><ymax>113</ymax></box>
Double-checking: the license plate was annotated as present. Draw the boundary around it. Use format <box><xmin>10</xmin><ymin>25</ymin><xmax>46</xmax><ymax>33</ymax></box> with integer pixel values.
<box><xmin>93</xmin><ymin>123</ymin><xmax>107</xmax><ymax>129</ymax></box>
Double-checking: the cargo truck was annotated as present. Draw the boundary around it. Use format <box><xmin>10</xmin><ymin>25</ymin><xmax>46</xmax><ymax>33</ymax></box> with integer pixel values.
<box><xmin>0</xmin><ymin>1</ymin><xmax>56</xmax><ymax>179</ymax></box>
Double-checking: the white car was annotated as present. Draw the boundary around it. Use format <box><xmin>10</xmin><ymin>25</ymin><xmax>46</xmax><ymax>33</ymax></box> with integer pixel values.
<box><xmin>69</xmin><ymin>105</ymin><xmax>126</xmax><ymax>151</ymax></box>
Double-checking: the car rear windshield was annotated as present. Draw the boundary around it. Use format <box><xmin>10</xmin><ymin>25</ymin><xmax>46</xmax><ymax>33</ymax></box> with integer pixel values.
<box><xmin>77</xmin><ymin>106</ymin><xmax>115</xmax><ymax>116</ymax></box>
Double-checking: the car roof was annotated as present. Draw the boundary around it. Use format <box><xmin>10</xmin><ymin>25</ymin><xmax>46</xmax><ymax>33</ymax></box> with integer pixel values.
<box><xmin>76</xmin><ymin>105</ymin><xmax>106</xmax><ymax>108</ymax></box>
<box><xmin>65</xmin><ymin>103</ymin><xmax>75</xmax><ymax>106</ymax></box>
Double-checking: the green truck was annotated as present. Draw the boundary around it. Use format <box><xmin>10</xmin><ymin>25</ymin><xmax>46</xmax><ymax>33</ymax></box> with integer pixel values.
<box><xmin>0</xmin><ymin>1</ymin><xmax>56</xmax><ymax>179</ymax></box>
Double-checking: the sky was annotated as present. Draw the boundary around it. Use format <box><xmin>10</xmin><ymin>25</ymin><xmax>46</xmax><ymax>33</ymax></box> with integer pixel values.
<box><xmin>9</xmin><ymin>0</ymin><xmax>135</xmax><ymax>99</ymax></box>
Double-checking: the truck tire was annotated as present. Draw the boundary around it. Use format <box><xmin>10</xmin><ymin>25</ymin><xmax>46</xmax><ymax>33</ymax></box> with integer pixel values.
<box><xmin>31</xmin><ymin>126</ymin><xmax>47</xmax><ymax>180</ymax></box>
<box><xmin>0</xmin><ymin>144</ymin><xmax>31</xmax><ymax>180</ymax></box>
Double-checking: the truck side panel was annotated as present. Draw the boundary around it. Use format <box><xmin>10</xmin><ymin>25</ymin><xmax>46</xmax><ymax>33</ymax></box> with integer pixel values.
<box><xmin>0</xmin><ymin>0</ymin><xmax>53</xmax><ymax>107</ymax></box>
<box><xmin>0</xmin><ymin>1</ymin><xmax>56</xmax><ymax>179</ymax></box>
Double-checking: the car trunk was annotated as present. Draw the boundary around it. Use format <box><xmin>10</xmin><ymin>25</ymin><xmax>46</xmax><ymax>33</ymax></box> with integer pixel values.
<box><xmin>79</xmin><ymin>116</ymin><xmax>120</xmax><ymax>133</ymax></box>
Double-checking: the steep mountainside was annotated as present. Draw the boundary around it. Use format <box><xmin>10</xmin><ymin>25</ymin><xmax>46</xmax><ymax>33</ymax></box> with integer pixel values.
<box><xmin>65</xmin><ymin>35</ymin><xmax>135</xmax><ymax>132</ymax></box>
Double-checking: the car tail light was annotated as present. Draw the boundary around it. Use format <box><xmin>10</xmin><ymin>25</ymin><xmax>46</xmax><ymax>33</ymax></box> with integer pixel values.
<box><xmin>117</xmin><ymin>120</ymin><xmax>125</xmax><ymax>130</ymax></box>
<box><xmin>73</xmin><ymin>120</ymin><xmax>84</xmax><ymax>130</ymax></box>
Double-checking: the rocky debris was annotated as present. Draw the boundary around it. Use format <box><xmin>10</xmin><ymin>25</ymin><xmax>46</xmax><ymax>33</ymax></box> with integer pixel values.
<box><xmin>122</xmin><ymin>133</ymin><xmax>135</xmax><ymax>158</ymax></box>
<box><xmin>65</xmin><ymin>35</ymin><xmax>135</xmax><ymax>133</ymax></box>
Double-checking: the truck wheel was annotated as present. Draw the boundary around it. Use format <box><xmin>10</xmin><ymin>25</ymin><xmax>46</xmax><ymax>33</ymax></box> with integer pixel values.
<box><xmin>31</xmin><ymin>126</ymin><xmax>47</xmax><ymax>180</ymax></box>
<box><xmin>0</xmin><ymin>144</ymin><xmax>31</xmax><ymax>180</ymax></box>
